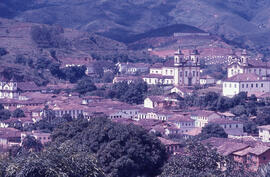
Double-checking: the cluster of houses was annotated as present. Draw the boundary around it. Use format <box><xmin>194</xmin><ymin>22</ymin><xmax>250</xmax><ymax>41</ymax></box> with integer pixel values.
<box><xmin>1</xmin><ymin>48</ymin><xmax>270</xmax><ymax>171</ymax></box>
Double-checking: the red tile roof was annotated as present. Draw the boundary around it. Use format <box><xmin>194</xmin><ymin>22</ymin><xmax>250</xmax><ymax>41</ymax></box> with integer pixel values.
<box><xmin>225</xmin><ymin>73</ymin><xmax>267</xmax><ymax>82</ymax></box>
<box><xmin>158</xmin><ymin>137</ymin><xmax>181</xmax><ymax>145</ymax></box>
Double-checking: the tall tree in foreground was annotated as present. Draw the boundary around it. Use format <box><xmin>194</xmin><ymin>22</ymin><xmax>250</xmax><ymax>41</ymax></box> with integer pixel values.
<box><xmin>4</xmin><ymin>141</ymin><xmax>105</xmax><ymax>177</ymax></box>
<box><xmin>52</xmin><ymin>117</ymin><xmax>167</xmax><ymax>177</ymax></box>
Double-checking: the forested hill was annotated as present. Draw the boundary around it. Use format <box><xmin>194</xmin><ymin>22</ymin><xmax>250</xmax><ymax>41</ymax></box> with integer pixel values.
<box><xmin>117</xmin><ymin>24</ymin><xmax>206</xmax><ymax>43</ymax></box>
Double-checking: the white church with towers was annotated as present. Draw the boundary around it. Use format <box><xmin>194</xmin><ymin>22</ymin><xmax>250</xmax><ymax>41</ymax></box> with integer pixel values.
<box><xmin>227</xmin><ymin>49</ymin><xmax>270</xmax><ymax>78</ymax></box>
<box><xmin>143</xmin><ymin>48</ymin><xmax>201</xmax><ymax>86</ymax></box>
<box><xmin>223</xmin><ymin>49</ymin><xmax>270</xmax><ymax>97</ymax></box>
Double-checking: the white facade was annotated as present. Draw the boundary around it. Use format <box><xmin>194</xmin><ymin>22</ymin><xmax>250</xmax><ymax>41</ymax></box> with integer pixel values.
<box><xmin>258</xmin><ymin>125</ymin><xmax>270</xmax><ymax>142</ymax></box>
<box><xmin>200</xmin><ymin>76</ymin><xmax>215</xmax><ymax>85</ymax></box>
<box><xmin>190</xmin><ymin>111</ymin><xmax>221</xmax><ymax>127</ymax></box>
<box><xmin>144</xmin><ymin>98</ymin><xmax>154</xmax><ymax>109</ymax></box>
<box><xmin>0</xmin><ymin>80</ymin><xmax>19</xmax><ymax>99</ymax></box>
<box><xmin>223</xmin><ymin>79</ymin><xmax>270</xmax><ymax>97</ymax></box>
<box><xmin>146</xmin><ymin>49</ymin><xmax>201</xmax><ymax>87</ymax></box>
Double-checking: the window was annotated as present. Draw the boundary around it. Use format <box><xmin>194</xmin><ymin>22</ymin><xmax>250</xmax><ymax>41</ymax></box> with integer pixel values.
<box><xmin>242</xmin><ymin>84</ymin><xmax>244</xmax><ymax>88</ymax></box>
<box><xmin>229</xmin><ymin>84</ymin><xmax>231</xmax><ymax>88</ymax></box>
<box><xmin>234</xmin><ymin>84</ymin><xmax>237</xmax><ymax>88</ymax></box>
<box><xmin>185</xmin><ymin>71</ymin><xmax>188</xmax><ymax>77</ymax></box>
<box><xmin>256</xmin><ymin>83</ymin><xmax>258</xmax><ymax>88</ymax></box>
<box><xmin>251</xmin><ymin>84</ymin><xmax>253</xmax><ymax>88</ymax></box>
<box><xmin>261</xmin><ymin>83</ymin><xmax>264</xmax><ymax>87</ymax></box>
<box><xmin>193</xmin><ymin>71</ymin><xmax>195</xmax><ymax>77</ymax></box>
<box><xmin>224</xmin><ymin>83</ymin><xmax>227</xmax><ymax>88</ymax></box>
<box><xmin>170</xmin><ymin>70</ymin><xmax>173</xmax><ymax>74</ymax></box>
<box><xmin>246</xmin><ymin>84</ymin><xmax>248</xmax><ymax>88</ymax></box>
<box><xmin>236</xmin><ymin>124</ymin><xmax>238</xmax><ymax>128</ymax></box>
<box><xmin>180</xmin><ymin>72</ymin><xmax>182</xmax><ymax>76</ymax></box>
<box><xmin>197</xmin><ymin>71</ymin><xmax>199</xmax><ymax>76</ymax></box>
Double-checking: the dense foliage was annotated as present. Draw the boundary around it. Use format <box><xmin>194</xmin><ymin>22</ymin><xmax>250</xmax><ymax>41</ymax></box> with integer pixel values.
<box><xmin>2</xmin><ymin>141</ymin><xmax>105</xmax><ymax>177</ymax></box>
<box><xmin>198</xmin><ymin>123</ymin><xmax>228</xmax><ymax>140</ymax></box>
<box><xmin>107</xmin><ymin>80</ymin><xmax>148</xmax><ymax>104</ymax></box>
<box><xmin>0</xmin><ymin>48</ymin><xmax>8</xmax><ymax>56</ymax></box>
<box><xmin>160</xmin><ymin>142</ymin><xmax>254</xmax><ymax>177</ymax></box>
<box><xmin>30</xmin><ymin>25</ymin><xmax>67</xmax><ymax>48</ymax></box>
<box><xmin>12</xmin><ymin>108</ymin><xmax>25</xmax><ymax>118</ymax></box>
<box><xmin>74</xmin><ymin>77</ymin><xmax>97</xmax><ymax>94</ymax></box>
<box><xmin>52</xmin><ymin>117</ymin><xmax>167</xmax><ymax>177</ymax></box>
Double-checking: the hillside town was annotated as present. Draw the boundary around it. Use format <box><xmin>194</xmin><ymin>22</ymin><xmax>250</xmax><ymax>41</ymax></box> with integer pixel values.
<box><xmin>1</xmin><ymin>46</ymin><xmax>270</xmax><ymax>174</ymax></box>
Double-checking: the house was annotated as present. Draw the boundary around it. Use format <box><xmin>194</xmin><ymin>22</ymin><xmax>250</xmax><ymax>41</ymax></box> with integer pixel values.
<box><xmin>21</xmin><ymin>131</ymin><xmax>51</xmax><ymax>145</ymax></box>
<box><xmin>202</xmin><ymin>137</ymin><xmax>270</xmax><ymax>171</ymax></box>
<box><xmin>50</xmin><ymin>103</ymin><xmax>86</xmax><ymax>119</ymax></box>
<box><xmin>17</xmin><ymin>82</ymin><xmax>41</xmax><ymax>93</ymax></box>
<box><xmin>144</xmin><ymin>96</ymin><xmax>178</xmax><ymax>109</ymax></box>
<box><xmin>200</xmin><ymin>75</ymin><xmax>215</xmax><ymax>85</ymax></box>
<box><xmin>116</xmin><ymin>62</ymin><xmax>150</xmax><ymax>74</ymax></box>
<box><xmin>170</xmin><ymin>86</ymin><xmax>193</xmax><ymax>97</ymax></box>
<box><xmin>158</xmin><ymin>137</ymin><xmax>182</xmax><ymax>154</ymax></box>
<box><xmin>0</xmin><ymin>128</ymin><xmax>22</xmax><ymax>149</ymax></box>
<box><xmin>113</xmin><ymin>76</ymin><xmax>140</xmax><ymax>84</ymax></box>
<box><xmin>142</xmin><ymin>74</ymin><xmax>174</xmax><ymax>85</ymax></box>
<box><xmin>258</xmin><ymin>125</ymin><xmax>270</xmax><ymax>142</ymax></box>
<box><xmin>222</xmin><ymin>73</ymin><xmax>270</xmax><ymax>97</ymax></box>
<box><xmin>81</xmin><ymin>96</ymin><xmax>105</xmax><ymax>105</ymax></box>
<box><xmin>169</xmin><ymin>115</ymin><xmax>195</xmax><ymax>133</ymax></box>
<box><xmin>209</xmin><ymin>118</ymin><xmax>244</xmax><ymax>136</ymax></box>
<box><xmin>233</xmin><ymin>145</ymin><xmax>270</xmax><ymax>171</ymax></box>
<box><xmin>190</xmin><ymin>110</ymin><xmax>221</xmax><ymax>127</ymax></box>
<box><xmin>0</xmin><ymin>98</ymin><xmax>46</xmax><ymax>110</ymax></box>
<box><xmin>0</xmin><ymin>117</ymin><xmax>34</xmax><ymax>129</ymax></box>
<box><xmin>217</xmin><ymin>112</ymin><xmax>236</xmax><ymax>119</ymax></box>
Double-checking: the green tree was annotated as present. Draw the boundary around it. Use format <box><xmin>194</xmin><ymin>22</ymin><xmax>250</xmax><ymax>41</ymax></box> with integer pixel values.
<box><xmin>0</xmin><ymin>109</ymin><xmax>11</xmax><ymax>121</ymax></box>
<box><xmin>231</xmin><ymin>105</ymin><xmax>246</xmax><ymax>116</ymax></box>
<box><xmin>6</xmin><ymin>141</ymin><xmax>105</xmax><ymax>177</ymax></box>
<box><xmin>198</xmin><ymin>123</ymin><xmax>228</xmax><ymax>140</ymax></box>
<box><xmin>62</xmin><ymin>114</ymin><xmax>73</xmax><ymax>122</ymax></box>
<box><xmin>62</xmin><ymin>66</ymin><xmax>87</xmax><ymax>83</ymax></box>
<box><xmin>0</xmin><ymin>47</ymin><xmax>8</xmax><ymax>56</ymax></box>
<box><xmin>160</xmin><ymin>142</ymin><xmax>254</xmax><ymax>177</ymax></box>
<box><xmin>12</xmin><ymin>108</ymin><xmax>26</xmax><ymax>118</ymax></box>
<box><xmin>52</xmin><ymin>117</ymin><xmax>167</xmax><ymax>177</ymax></box>
<box><xmin>75</xmin><ymin>77</ymin><xmax>97</xmax><ymax>94</ymax></box>
<box><xmin>256</xmin><ymin>106</ymin><xmax>270</xmax><ymax>125</ymax></box>
<box><xmin>0</xmin><ymin>104</ymin><xmax>4</xmax><ymax>110</ymax></box>
<box><xmin>108</xmin><ymin>80</ymin><xmax>148</xmax><ymax>104</ymax></box>
<box><xmin>21</xmin><ymin>135</ymin><xmax>43</xmax><ymax>153</ymax></box>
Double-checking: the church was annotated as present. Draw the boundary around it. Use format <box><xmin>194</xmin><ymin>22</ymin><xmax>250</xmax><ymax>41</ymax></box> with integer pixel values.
<box><xmin>227</xmin><ymin>50</ymin><xmax>270</xmax><ymax>78</ymax></box>
<box><xmin>143</xmin><ymin>49</ymin><xmax>201</xmax><ymax>86</ymax></box>
<box><xmin>0</xmin><ymin>78</ymin><xmax>19</xmax><ymax>99</ymax></box>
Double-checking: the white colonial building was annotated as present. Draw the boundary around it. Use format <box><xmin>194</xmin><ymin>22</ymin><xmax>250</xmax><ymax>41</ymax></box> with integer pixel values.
<box><xmin>258</xmin><ymin>125</ymin><xmax>270</xmax><ymax>142</ymax></box>
<box><xmin>222</xmin><ymin>73</ymin><xmax>270</xmax><ymax>97</ymax></box>
<box><xmin>143</xmin><ymin>49</ymin><xmax>201</xmax><ymax>86</ymax></box>
<box><xmin>0</xmin><ymin>79</ymin><xmax>19</xmax><ymax>99</ymax></box>
<box><xmin>227</xmin><ymin>50</ymin><xmax>270</xmax><ymax>78</ymax></box>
